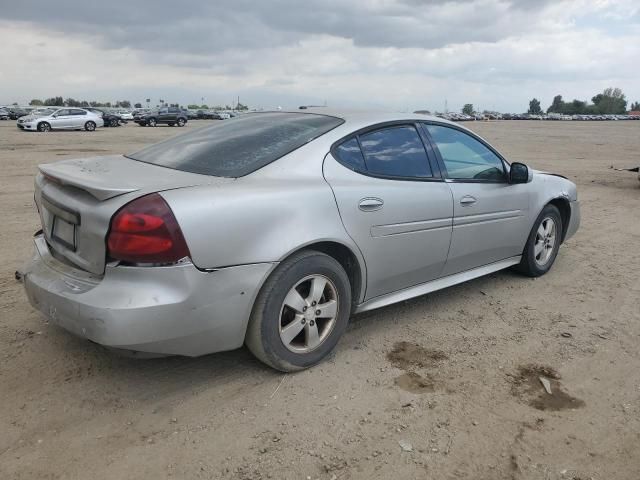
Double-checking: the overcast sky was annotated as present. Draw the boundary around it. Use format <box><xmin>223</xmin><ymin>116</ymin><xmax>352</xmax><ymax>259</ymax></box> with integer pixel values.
<box><xmin>1</xmin><ymin>0</ymin><xmax>638</xmax><ymax>112</ymax></box>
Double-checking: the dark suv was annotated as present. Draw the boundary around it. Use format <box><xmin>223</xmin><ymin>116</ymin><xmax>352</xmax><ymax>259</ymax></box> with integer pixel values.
<box><xmin>135</xmin><ymin>107</ymin><xmax>188</xmax><ymax>127</ymax></box>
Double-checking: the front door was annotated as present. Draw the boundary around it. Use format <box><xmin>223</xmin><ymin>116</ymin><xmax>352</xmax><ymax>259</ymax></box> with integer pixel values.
<box><xmin>422</xmin><ymin>123</ymin><xmax>530</xmax><ymax>275</ymax></box>
<box><xmin>324</xmin><ymin>124</ymin><xmax>454</xmax><ymax>300</ymax></box>
<box><xmin>50</xmin><ymin>109</ymin><xmax>73</xmax><ymax>129</ymax></box>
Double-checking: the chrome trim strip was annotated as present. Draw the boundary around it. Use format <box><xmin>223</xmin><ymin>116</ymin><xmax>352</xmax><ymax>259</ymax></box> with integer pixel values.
<box><xmin>454</xmin><ymin>210</ymin><xmax>522</xmax><ymax>226</ymax></box>
<box><xmin>371</xmin><ymin>217</ymin><xmax>452</xmax><ymax>237</ymax></box>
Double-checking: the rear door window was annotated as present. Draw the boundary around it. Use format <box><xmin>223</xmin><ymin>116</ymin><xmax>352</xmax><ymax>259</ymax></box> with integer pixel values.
<box><xmin>127</xmin><ymin>112</ymin><xmax>344</xmax><ymax>177</ymax></box>
<box><xmin>334</xmin><ymin>138</ymin><xmax>367</xmax><ymax>172</ymax></box>
<box><xmin>359</xmin><ymin>126</ymin><xmax>433</xmax><ymax>178</ymax></box>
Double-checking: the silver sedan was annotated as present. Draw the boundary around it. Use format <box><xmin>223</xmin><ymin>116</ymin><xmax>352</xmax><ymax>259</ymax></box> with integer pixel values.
<box><xmin>17</xmin><ymin>107</ymin><xmax>104</xmax><ymax>132</ymax></box>
<box><xmin>21</xmin><ymin>110</ymin><xmax>580</xmax><ymax>371</ymax></box>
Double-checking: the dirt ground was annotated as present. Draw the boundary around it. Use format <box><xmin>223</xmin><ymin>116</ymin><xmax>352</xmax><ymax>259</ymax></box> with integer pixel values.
<box><xmin>1</xmin><ymin>119</ymin><xmax>639</xmax><ymax>480</ymax></box>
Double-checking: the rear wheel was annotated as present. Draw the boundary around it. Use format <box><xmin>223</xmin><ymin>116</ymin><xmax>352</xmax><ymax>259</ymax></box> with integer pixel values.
<box><xmin>516</xmin><ymin>204</ymin><xmax>562</xmax><ymax>277</ymax></box>
<box><xmin>245</xmin><ymin>250</ymin><xmax>351</xmax><ymax>372</ymax></box>
<box><xmin>84</xmin><ymin>121</ymin><xmax>96</xmax><ymax>131</ymax></box>
<box><xmin>109</xmin><ymin>118</ymin><xmax>119</xmax><ymax>127</ymax></box>
<box><xmin>177</xmin><ymin>118</ymin><xmax>186</xmax><ymax>127</ymax></box>
<box><xmin>37</xmin><ymin>122</ymin><xmax>51</xmax><ymax>132</ymax></box>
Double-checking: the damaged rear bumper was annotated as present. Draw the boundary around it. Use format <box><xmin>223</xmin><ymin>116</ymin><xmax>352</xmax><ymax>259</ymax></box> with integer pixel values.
<box><xmin>22</xmin><ymin>235</ymin><xmax>275</xmax><ymax>356</ymax></box>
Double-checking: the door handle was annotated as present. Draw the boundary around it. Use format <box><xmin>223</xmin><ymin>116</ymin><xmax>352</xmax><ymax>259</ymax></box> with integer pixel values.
<box><xmin>358</xmin><ymin>197</ymin><xmax>384</xmax><ymax>211</ymax></box>
<box><xmin>460</xmin><ymin>195</ymin><xmax>477</xmax><ymax>206</ymax></box>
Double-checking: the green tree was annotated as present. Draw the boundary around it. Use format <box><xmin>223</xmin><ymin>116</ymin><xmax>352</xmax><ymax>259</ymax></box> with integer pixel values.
<box><xmin>200</xmin><ymin>104</ymin><xmax>209</xmax><ymax>109</ymax></box>
<box><xmin>462</xmin><ymin>104</ymin><xmax>474</xmax><ymax>115</ymax></box>
<box><xmin>29</xmin><ymin>99</ymin><xmax>44</xmax><ymax>106</ymax></box>
<box><xmin>592</xmin><ymin>87</ymin><xmax>627</xmax><ymax>114</ymax></box>
<box><xmin>235</xmin><ymin>102</ymin><xmax>249</xmax><ymax>111</ymax></box>
<box><xmin>528</xmin><ymin>98</ymin><xmax>542</xmax><ymax>115</ymax></box>
<box><xmin>547</xmin><ymin>95</ymin><xmax>564</xmax><ymax>113</ymax></box>
<box><xmin>64</xmin><ymin>98</ymin><xmax>82</xmax><ymax>107</ymax></box>
<box><xmin>187</xmin><ymin>104</ymin><xmax>200</xmax><ymax>109</ymax></box>
<box><xmin>134</xmin><ymin>103</ymin><xmax>142</xmax><ymax>108</ymax></box>
<box><xmin>630</xmin><ymin>101</ymin><xmax>640</xmax><ymax>111</ymax></box>
<box><xmin>44</xmin><ymin>96</ymin><xmax>64</xmax><ymax>106</ymax></box>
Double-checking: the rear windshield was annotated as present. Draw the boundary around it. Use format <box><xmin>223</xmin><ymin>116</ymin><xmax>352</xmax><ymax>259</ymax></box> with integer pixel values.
<box><xmin>126</xmin><ymin>112</ymin><xmax>344</xmax><ymax>177</ymax></box>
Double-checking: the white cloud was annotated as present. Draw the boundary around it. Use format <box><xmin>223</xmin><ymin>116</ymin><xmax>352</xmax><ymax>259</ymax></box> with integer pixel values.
<box><xmin>0</xmin><ymin>0</ymin><xmax>638</xmax><ymax>111</ymax></box>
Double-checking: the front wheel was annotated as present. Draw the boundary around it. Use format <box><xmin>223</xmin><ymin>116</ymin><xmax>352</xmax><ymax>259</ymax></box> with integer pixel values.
<box><xmin>147</xmin><ymin>117</ymin><xmax>157</xmax><ymax>127</ymax></box>
<box><xmin>37</xmin><ymin>122</ymin><xmax>51</xmax><ymax>132</ymax></box>
<box><xmin>245</xmin><ymin>250</ymin><xmax>352</xmax><ymax>372</ymax></box>
<box><xmin>84</xmin><ymin>121</ymin><xmax>96</xmax><ymax>131</ymax></box>
<box><xmin>516</xmin><ymin>204</ymin><xmax>562</xmax><ymax>277</ymax></box>
<box><xmin>110</xmin><ymin>118</ymin><xmax>119</xmax><ymax>127</ymax></box>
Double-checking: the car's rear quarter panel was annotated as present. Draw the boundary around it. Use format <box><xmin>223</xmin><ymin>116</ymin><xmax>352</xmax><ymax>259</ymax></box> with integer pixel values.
<box><xmin>160</xmin><ymin>140</ymin><xmax>366</xmax><ymax>290</ymax></box>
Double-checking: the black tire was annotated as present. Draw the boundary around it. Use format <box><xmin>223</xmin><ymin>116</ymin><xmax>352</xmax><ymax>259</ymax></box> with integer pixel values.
<box><xmin>84</xmin><ymin>121</ymin><xmax>96</xmax><ymax>132</ymax></box>
<box><xmin>177</xmin><ymin>118</ymin><xmax>186</xmax><ymax>127</ymax></box>
<box><xmin>147</xmin><ymin>117</ymin><xmax>157</xmax><ymax>127</ymax></box>
<box><xmin>516</xmin><ymin>204</ymin><xmax>563</xmax><ymax>277</ymax></box>
<box><xmin>37</xmin><ymin>122</ymin><xmax>51</xmax><ymax>132</ymax></box>
<box><xmin>245</xmin><ymin>250</ymin><xmax>352</xmax><ymax>372</ymax></box>
<box><xmin>110</xmin><ymin>118</ymin><xmax>119</xmax><ymax>127</ymax></box>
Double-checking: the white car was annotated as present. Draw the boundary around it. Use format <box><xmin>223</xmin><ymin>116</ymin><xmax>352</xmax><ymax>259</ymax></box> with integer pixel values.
<box><xmin>17</xmin><ymin>107</ymin><xmax>104</xmax><ymax>132</ymax></box>
<box><xmin>119</xmin><ymin>111</ymin><xmax>134</xmax><ymax>120</ymax></box>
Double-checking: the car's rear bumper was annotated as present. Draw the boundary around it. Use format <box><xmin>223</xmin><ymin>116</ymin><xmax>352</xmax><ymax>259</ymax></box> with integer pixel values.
<box><xmin>22</xmin><ymin>235</ymin><xmax>275</xmax><ymax>356</ymax></box>
<box><xmin>564</xmin><ymin>200</ymin><xmax>580</xmax><ymax>241</ymax></box>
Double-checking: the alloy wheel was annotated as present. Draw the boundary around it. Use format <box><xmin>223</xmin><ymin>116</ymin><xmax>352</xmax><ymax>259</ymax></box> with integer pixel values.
<box><xmin>279</xmin><ymin>275</ymin><xmax>339</xmax><ymax>353</ymax></box>
<box><xmin>534</xmin><ymin>217</ymin><xmax>557</xmax><ymax>266</ymax></box>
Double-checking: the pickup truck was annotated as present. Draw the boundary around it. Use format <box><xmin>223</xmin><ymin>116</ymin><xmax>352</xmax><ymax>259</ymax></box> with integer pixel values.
<box><xmin>134</xmin><ymin>107</ymin><xmax>188</xmax><ymax>127</ymax></box>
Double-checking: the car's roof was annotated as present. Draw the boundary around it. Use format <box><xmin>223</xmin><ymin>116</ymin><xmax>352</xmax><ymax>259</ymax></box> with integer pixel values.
<box><xmin>279</xmin><ymin>107</ymin><xmax>459</xmax><ymax>128</ymax></box>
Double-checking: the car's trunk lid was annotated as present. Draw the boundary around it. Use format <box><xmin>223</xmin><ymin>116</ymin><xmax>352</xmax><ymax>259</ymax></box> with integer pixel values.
<box><xmin>35</xmin><ymin>155</ymin><xmax>232</xmax><ymax>275</ymax></box>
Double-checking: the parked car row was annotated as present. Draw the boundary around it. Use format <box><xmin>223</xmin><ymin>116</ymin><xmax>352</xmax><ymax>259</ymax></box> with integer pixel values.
<box><xmin>435</xmin><ymin>112</ymin><xmax>640</xmax><ymax>122</ymax></box>
<box><xmin>9</xmin><ymin>105</ymin><xmax>242</xmax><ymax>132</ymax></box>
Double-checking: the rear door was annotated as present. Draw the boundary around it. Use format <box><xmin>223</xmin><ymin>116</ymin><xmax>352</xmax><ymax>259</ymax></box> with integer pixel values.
<box><xmin>69</xmin><ymin>109</ymin><xmax>88</xmax><ymax>128</ymax></box>
<box><xmin>422</xmin><ymin>123</ymin><xmax>530</xmax><ymax>275</ymax></box>
<box><xmin>324</xmin><ymin>123</ymin><xmax>453</xmax><ymax>300</ymax></box>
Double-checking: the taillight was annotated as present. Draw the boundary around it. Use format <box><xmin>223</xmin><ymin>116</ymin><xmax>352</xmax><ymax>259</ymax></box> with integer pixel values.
<box><xmin>107</xmin><ymin>193</ymin><xmax>191</xmax><ymax>265</ymax></box>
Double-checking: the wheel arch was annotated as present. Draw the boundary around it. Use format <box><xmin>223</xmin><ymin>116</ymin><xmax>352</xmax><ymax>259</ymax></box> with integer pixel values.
<box><xmin>547</xmin><ymin>197</ymin><xmax>571</xmax><ymax>243</ymax></box>
<box><xmin>276</xmin><ymin>240</ymin><xmax>365</xmax><ymax>309</ymax></box>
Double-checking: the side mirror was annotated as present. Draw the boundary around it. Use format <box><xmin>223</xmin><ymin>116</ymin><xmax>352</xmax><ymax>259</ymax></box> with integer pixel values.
<box><xmin>509</xmin><ymin>162</ymin><xmax>530</xmax><ymax>184</ymax></box>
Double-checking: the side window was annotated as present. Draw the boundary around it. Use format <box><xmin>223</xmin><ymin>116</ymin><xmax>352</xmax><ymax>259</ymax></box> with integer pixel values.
<box><xmin>334</xmin><ymin>138</ymin><xmax>366</xmax><ymax>172</ymax></box>
<box><xmin>425</xmin><ymin>124</ymin><xmax>505</xmax><ymax>181</ymax></box>
<box><xmin>56</xmin><ymin>109</ymin><xmax>71</xmax><ymax>116</ymax></box>
<box><xmin>359</xmin><ymin>126</ymin><xmax>432</xmax><ymax>178</ymax></box>
<box><xmin>70</xmin><ymin>109</ymin><xmax>86</xmax><ymax>116</ymax></box>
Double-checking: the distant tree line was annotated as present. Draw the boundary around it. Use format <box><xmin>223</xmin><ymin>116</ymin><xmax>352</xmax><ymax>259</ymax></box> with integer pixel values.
<box><xmin>528</xmin><ymin>87</ymin><xmax>635</xmax><ymax>115</ymax></box>
<box><xmin>27</xmin><ymin>97</ymin><xmax>251</xmax><ymax>111</ymax></box>
<box><xmin>186</xmin><ymin>102</ymin><xmax>249</xmax><ymax>111</ymax></box>
<box><xmin>29</xmin><ymin>97</ymin><xmax>132</xmax><ymax>108</ymax></box>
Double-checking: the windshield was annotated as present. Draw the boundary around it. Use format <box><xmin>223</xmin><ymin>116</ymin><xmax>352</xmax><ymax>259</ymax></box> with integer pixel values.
<box><xmin>126</xmin><ymin>112</ymin><xmax>344</xmax><ymax>177</ymax></box>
